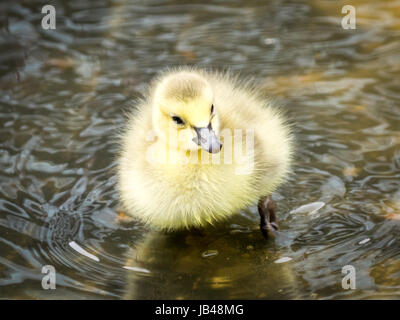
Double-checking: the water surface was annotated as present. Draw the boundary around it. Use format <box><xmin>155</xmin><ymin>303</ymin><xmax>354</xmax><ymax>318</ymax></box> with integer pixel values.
<box><xmin>0</xmin><ymin>0</ymin><xmax>399</xmax><ymax>299</ymax></box>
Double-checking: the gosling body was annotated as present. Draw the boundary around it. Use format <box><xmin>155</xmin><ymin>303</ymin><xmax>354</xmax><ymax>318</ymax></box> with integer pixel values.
<box><xmin>117</xmin><ymin>68</ymin><xmax>293</xmax><ymax>231</ymax></box>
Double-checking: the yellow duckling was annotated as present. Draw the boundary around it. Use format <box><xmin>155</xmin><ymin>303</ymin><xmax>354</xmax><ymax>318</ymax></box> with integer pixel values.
<box><xmin>117</xmin><ymin>67</ymin><xmax>293</xmax><ymax>237</ymax></box>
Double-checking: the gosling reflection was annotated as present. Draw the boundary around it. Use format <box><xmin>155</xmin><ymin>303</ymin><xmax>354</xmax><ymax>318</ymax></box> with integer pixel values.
<box><xmin>123</xmin><ymin>224</ymin><xmax>302</xmax><ymax>299</ymax></box>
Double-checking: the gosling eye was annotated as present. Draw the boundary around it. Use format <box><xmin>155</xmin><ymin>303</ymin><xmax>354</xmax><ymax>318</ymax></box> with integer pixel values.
<box><xmin>172</xmin><ymin>116</ymin><xmax>185</xmax><ymax>125</ymax></box>
<box><xmin>211</xmin><ymin>104</ymin><xmax>214</xmax><ymax>114</ymax></box>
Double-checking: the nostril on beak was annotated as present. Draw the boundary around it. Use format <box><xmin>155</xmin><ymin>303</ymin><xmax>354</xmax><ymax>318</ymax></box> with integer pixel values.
<box><xmin>209</xmin><ymin>142</ymin><xmax>222</xmax><ymax>153</ymax></box>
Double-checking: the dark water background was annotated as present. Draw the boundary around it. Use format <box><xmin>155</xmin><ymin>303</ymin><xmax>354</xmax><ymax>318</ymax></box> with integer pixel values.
<box><xmin>0</xmin><ymin>0</ymin><xmax>399</xmax><ymax>299</ymax></box>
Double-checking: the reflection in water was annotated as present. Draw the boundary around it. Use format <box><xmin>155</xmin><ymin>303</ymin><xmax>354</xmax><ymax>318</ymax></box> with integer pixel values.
<box><xmin>0</xmin><ymin>0</ymin><xmax>400</xmax><ymax>299</ymax></box>
<box><xmin>123</xmin><ymin>227</ymin><xmax>302</xmax><ymax>300</ymax></box>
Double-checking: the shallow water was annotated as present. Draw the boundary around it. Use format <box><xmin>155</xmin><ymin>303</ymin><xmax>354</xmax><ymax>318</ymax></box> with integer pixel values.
<box><xmin>0</xmin><ymin>0</ymin><xmax>400</xmax><ymax>299</ymax></box>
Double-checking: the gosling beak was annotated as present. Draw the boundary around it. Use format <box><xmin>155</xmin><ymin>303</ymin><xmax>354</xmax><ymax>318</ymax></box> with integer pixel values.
<box><xmin>193</xmin><ymin>124</ymin><xmax>222</xmax><ymax>154</ymax></box>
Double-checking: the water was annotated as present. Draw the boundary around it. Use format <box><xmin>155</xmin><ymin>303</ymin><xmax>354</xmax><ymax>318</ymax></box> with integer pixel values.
<box><xmin>0</xmin><ymin>0</ymin><xmax>399</xmax><ymax>299</ymax></box>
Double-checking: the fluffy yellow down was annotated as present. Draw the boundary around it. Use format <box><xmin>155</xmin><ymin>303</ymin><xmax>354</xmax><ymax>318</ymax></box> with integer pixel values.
<box><xmin>117</xmin><ymin>67</ymin><xmax>293</xmax><ymax>230</ymax></box>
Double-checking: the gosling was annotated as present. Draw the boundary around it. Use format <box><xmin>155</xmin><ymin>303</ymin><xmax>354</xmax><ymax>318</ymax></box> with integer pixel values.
<box><xmin>117</xmin><ymin>67</ymin><xmax>293</xmax><ymax>237</ymax></box>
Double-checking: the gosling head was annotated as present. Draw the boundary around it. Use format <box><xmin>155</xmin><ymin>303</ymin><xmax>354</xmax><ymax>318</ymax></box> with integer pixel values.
<box><xmin>151</xmin><ymin>71</ymin><xmax>222</xmax><ymax>154</ymax></box>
